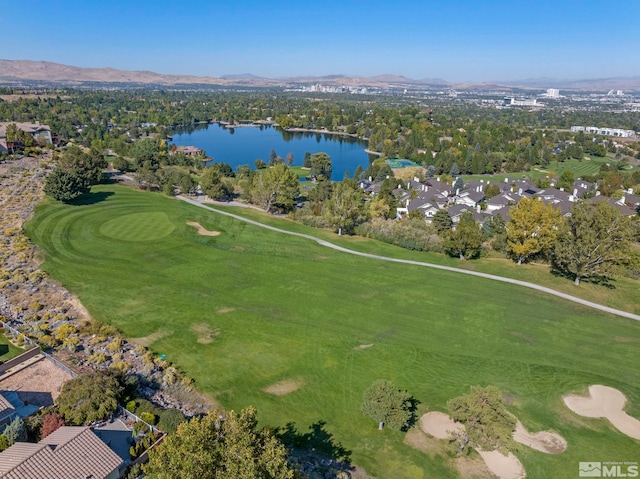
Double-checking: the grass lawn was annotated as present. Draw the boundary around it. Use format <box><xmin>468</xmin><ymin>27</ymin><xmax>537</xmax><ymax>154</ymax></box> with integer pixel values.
<box><xmin>25</xmin><ymin>185</ymin><xmax>640</xmax><ymax>479</ymax></box>
<box><xmin>0</xmin><ymin>329</ymin><xmax>24</xmax><ymax>362</ymax></box>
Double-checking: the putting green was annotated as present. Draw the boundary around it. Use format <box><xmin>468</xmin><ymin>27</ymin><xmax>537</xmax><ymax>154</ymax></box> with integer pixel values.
<box><xmin>100</xmin><ymin>211</ymin><xmax>175</xmax><ymax>241</ymax></box>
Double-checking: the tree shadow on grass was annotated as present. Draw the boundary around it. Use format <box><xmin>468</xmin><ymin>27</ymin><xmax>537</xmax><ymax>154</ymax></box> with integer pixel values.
<box><xmin>67</xmin><ymin>191</ymin><xmax>114</xmax><ymax>206</ymax></box>
<box><xmin>550</xmin><ymin>267</ymin><xmax>616</xmax><ymax>289</ymax></box>
<box><xmin>275</xmin><ymin>420</ymin><xmax>354</xmax><ymax>478</ymax></box>
<box><xmin>0</xmin><ymin>344</ymin><xmax>9</xmax><ymax>358</ymax></box>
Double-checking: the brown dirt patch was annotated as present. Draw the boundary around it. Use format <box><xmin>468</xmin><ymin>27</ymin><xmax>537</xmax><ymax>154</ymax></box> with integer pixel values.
<box><xmin>263</xmin><ymin>378</ymin><xmax>304</xmax><ymax>396</ymax></box>
<box><xmin>131</xmin><ymin>329</ymin><xmax>172</xmax><ymax>347</ymax></box>
<box><xmin>216</xmin><ymin>307</ymin><xmax>235</xmax><ymax>314</ymax></box>
<box><xmin>190</xmin><ymin>323</ymin><xmax>219</xmax><ymax>344</ymax></box>
<box><xmin>455</xmin><ymin>455</ymin><xmax>496</xmax><ymax>479</ymax></box>
<box><xmin>0</xmin><ymin>357</ymin><xmax>72</xmax><ymax>406</ymax></box>
<box><xmin>613</xmin><ymin>337</ymin><xmax>637</xmax><ymax>343</ymax></box>
<box><xmin>65</xmin><ymin>295</ymin><xmax>93</xmax><ymax>325</ymax></box>
<box><xmin>354</xmin><ymin>344</ymin><xmax>373</xmax><ymax>350</ymax></box>
<box><xmin>404</xmin><ymin>428</ymin><xmax>443</xmax><ymax>455</ymax></box>
<box><xmin>513</xmin><ymin>421</ymin><xmax>567</xmax><ymax>454</ymax></box>
<box><xmin>187</xmin><ymin>221</ymin><xmax>220</xmax><ymax>236</ymax></box>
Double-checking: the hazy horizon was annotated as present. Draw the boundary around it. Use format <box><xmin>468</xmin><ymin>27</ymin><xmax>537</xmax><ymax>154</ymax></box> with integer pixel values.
<box><xmin>4</xmin><ymin>0</ymin><xmax>638</xmax><ymax>83</ymax></box>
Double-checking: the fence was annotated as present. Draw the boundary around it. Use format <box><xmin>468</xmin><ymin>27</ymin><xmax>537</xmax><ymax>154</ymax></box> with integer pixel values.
<box><xmin>0</xmin><ymin>321</ymin><xmax>36</xmax><ymax>347</ymax></box>
<box><xmin>0</xmin><ymin>346</ymin><xmax>40</xmax><ymax>374</ymax></box>
<box><xmin>41</xmin><ymin>350</ymin><xmax>78</xmax><ymax>378</ymax></box>
<box><xmin>117</xmin><ymin>405</ymin><xmax>162</xmax><ymax>435</ymax></box>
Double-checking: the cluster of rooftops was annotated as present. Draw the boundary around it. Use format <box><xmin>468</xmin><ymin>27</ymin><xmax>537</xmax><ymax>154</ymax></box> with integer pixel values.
<box><xmin>357</xmin><ymin>175</ymin><xmax>638</xmax><ymax>224</ymax></box>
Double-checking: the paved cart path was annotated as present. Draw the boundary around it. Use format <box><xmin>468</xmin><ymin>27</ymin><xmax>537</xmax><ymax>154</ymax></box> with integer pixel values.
<box><xmin>178</xmin><ymin>195</ymin><xmax>640</xmax><ymax>322</ymax></box>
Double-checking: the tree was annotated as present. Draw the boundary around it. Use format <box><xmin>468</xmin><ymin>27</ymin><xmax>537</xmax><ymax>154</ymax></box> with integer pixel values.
<box><xmin>310</xmin><ymin>152</ymin><xmax>332</xmax><ymax>181</ymax></box>
<box><xmin>362</xmin><ymin>380</ymin><xmax>414</xmax><ymax>431</ymax></box>
<box><xmin>56</xmin><ymin>371</ymin><xmax>123</xmax><ymax>425</ymax></box>
<box><xmin>506</xmin><ymin>197</ymin><xmax>562</xmax><ymax>265</ymax></box>
<box><xmin>56</xmin><ymin>145</ymin><xmax>107</xmax><ymax>185</ymax></box>
<box><xmin>200</xmin><ymin>166</ymin><xmax>232</xmax><ymax>200</ymax></box>
<box><xmin>303</xmin><ymin>151</ymin><xmax>312</xmax><ymax>168</ymax></box>
<box><xmin>269</xmin><ymin>149</ymin><xmax>279</xmax><ymax>166</ymax></box>
<box><xmin>249</xmin><ymin>163</ymin><xmax>299</xmax><ymax>213</ymax></box>
<box><xmin>40</xmin><ymin>412</ymin><xmax>66</xmax><ymax>438</ymax></box>
<box><xmin>484</xmin><ymin>183</ymin><xmax>501</xmax><ymax>199</ymax></box>
<box><xmin>132</xmin><ymin>138</ymin><xmax>165</xmax><ymax>171</ymax></box>
<box><xmin>444</xmin><ymin>212</ymin><xmax>483</xmax><ymax>260</ymax></box>
<box><xmin>453</xmin><ymin>177</ymin><xmax>464</xmax><ymax>194</ymax></box>
<box><xmin>322</xmin><ymin>182</ymin><xmax>366</xmax><ymax>235</ymax></box>
<box><xmin>447</xmin><ymin>386</ymin><xmax>516</xmax><ymax>455</ymax></box>
<box><xmin>285</xmin><ymin>152</ymin><xmax>294</xmax><ymax>166</ymax></box>
<box><xmin>558</xmin><ymin>170</ymin><xmax>575</xmax><ymax>191</ymax></box>
<box><xmin>144</xmin><ymin>407</ymin><xmax>295</xmax><ymax>479</ymax></box>
<box><xmin>552</xmin><ymin>200</ymin><xmax>634</xmax><ymax>285</ymax></box>
<box><xmin>432</xmin><ymin>209</ymin><xmax>453</xmax><ymax>234</ymax></box>
<box><xmin>43</xmin><ymin>168</ymin><xmax>90</xmax><ymax>202</ymax></box>
<box><xmin>3</xmin><ymin>417</ymin><xmax>27</xmax><ymax>445</ymax></box>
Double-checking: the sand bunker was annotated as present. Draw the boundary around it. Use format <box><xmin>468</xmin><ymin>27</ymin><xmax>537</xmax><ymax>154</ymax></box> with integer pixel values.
<box><xmin>513</xmin><ymin>422</ymin><xmax>567</xmax><ymax>454</ymax></box>
<box><xmin>263</xmin><ymin>378</ymin><xmax>304</xmax><ymax>396</ymax></box>
<box><xmin>420</xmin><ymin>412</ymin><xmax>464</xmax><ymax>439</ymax></box>
<box><xmin>190</xmin><ymin>323</ymin><xmax>220</xmax><ymax>344</ymax></box>
<box><xmin>187</xmin><ymin>221</ymin><xmax>220</xmax><ymax>236</ymax></box>
<box><xmin>564</xmin><ymin>385</ymin><xmax>640</xmax><ymax>440</ymax></box>
<box><xmin>476</xmin><ymin>450</ymin><xmax>526</xmax><ymax>479</ymax></box>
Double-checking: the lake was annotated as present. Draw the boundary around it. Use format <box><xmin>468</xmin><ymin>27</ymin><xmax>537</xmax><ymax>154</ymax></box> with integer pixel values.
<box><xmin>170</xmin><ymin>123</ymin><xmax>373</xmax><ymax>181</ymax></box>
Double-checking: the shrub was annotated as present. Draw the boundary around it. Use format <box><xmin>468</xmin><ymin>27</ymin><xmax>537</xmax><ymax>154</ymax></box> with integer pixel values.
<box><xmin>158</xmin><ymin>408</ymin><xmax>187</xmax><ymax>434</ymax></box>
<box><xmin>40</xmin><ymin>413</ymin><xmax>65</xmax><ymax>438</ymax></box>
<box><xmin>139</xmin><ymin>412</ymin><xmax>157</xmax><ymax>426</ymax></box>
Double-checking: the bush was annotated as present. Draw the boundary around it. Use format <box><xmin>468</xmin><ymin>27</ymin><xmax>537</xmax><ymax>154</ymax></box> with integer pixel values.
<box><xmin>158</xmin><ymin>408</ymin><xmax>187</xmax><ymax>434</ymax></box>
<box><xmin>40</xmin><ymin>412</ymin><xmax>65</xmax><ymax>438</ymax></box>
<box><xmin>362</xmin><ymin>380</ymin><xmax>415</xmax><ymax>430</ymax></box>
<box><xmin>139</xmin><ymin>412</ymin><xmax>157</xmax><ymax>426</ymax></box>
<box><xmin>355</xmin><ymin>218</ymin><xmax>442</xmax><ymax>252</ymax></box>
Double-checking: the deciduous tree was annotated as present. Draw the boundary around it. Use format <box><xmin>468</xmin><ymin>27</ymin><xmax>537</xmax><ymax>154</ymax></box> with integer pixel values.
<box><xmin>362</xmin><ymin>380</ymin><xmax>414</xmax><ymax>431</ymax></box>
<box><xmin>144</xmin><ymin>407</ymin><xmax>295</xmax><ymax>479</ymax></box>
<box><xmin>444</xmin><ymin>212</ymin><xmax>483</xmax><ymax>260</ymax></box>
<box><xmin>552</xmin><ymin>200</ymin><xmax>634</xmax><ymax>285</ymax></box>
<box><xmin>506</xmin><ymin>197</ymin><xmax>562</xmax><ymax>265</ymax></box>
<box><xmin>322</xmin><ymin>182</ymin><xmax>366</xmax><ymax>235</ymax></box>
<box><xmin>249</xmin><ymin>163</ymin><xmax>299</xmax><ymax>213</ymax></box>
<box><xmin>200</xmin><ymin>166</ymin><xmax>232</xmax><ymax>200</ymax></box>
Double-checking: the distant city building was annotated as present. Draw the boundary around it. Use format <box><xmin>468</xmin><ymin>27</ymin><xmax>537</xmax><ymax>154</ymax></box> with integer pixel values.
<box><xmin>545</xmin><ymin>88</ymin><xmax>560</xmax><ymax>98</ymax></box>
<box><xmin>503</xmin><ymin>97</ymin><xmax>540</xmax><ymax>107</ymax></box>
<box><xmin>570</xmin><ymin>126</ymin><xmax>636</xmax><ymax>138</ymax></box>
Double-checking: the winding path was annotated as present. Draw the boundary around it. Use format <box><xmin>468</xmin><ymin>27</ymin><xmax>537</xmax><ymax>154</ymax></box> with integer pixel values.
<box><xmin>177</xmin><ymin>195</ymin><xmax>640</xmax><ymax>322</ymax></box>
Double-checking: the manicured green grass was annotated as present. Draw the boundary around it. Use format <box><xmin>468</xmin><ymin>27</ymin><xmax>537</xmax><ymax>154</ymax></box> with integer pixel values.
<box><xmin>0</xmin><ymin>329</ymin><xmax>24</xmax><ymax>362</ymax></box>
<box><xmin>545</xmin><ymin>156</ymin><xmax>618</xmax><ymax>177</ymax></box>
<box><xmin>25</xmin><ymin>185</ymin><xmax>640</xmax><ymax>478</ymax></box>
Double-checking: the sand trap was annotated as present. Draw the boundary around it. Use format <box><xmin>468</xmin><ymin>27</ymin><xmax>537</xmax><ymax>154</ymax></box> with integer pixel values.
<box><xmin>420</xmin><ymin>412</ymin><xmax>464</xmax><ymax>439</ymax></box>
<box><xmin>263</xmin><ymin>378</ymin><xmax>304</xmax><ymax>396</ymax></box>
<box><xmin>476</xmin><ymin>450</ymin><xmax>526</xmax><ymax>479</ymax></box>
<box><xmin>187</xmin><ymin>221</ymin><xmax>220</xmax><ymax>236</ymax></box>
<box><xmin>513</xmin><ymin>421</ymin><xmax>567</xmax><ymax>454</ymax></box>
<box><xmin>190</xmin><ymin>323</ymin><xmax>220</xmax><ymax>344</ymax></box>
<box><xmin>564</xmin><ymin>385</ymin><xmax>640</xmax><ymax>440</ymax></box>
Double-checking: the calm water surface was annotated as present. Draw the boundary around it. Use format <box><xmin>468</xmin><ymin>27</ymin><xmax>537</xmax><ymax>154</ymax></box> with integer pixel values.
<box><xmin>170</xmin><ymin>123</ymin><xmax>372</xmax><ymax>180</ymax></box>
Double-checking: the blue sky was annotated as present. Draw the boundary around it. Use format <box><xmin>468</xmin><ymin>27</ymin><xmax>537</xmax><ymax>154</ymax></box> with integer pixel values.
<box><xmin>3</xmin><ymin>0</ymin><xmax>638</xmax><ymax>81</ymax></box>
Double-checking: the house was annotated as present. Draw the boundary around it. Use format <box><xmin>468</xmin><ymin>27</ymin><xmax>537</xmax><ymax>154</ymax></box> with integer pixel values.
<box><xmin>0</xmin><ymin>122</ymin><xmax>52</xmax><ymax>152</ymax></box>
<box><xmin>0</xmin><ymin>391</ymin><xmax>39</xmax><ymax>432</ymax></box>
<box><xmin>172</xmin><ymin>145</ymin><xmax>202</xmax><ymax>156</ymax></box>
<box><xmin>0</xmin><ymin>426</ymin><xmax>124</xmax><ymax>479</ymax></box>
<box><xmin>0</xmin><ymin>393</ymin><xmax>17</xmax><ymax>430</ymax></box>
<box><xmin>485</xmin><ymin>192</ymin><xmax>522</xmax><ymax>213</ymax></box>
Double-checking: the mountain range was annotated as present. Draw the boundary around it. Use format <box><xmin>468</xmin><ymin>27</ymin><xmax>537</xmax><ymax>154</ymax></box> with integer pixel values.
<box><xmin>1</xmin><ymin>59</ymin><xmax>639</xmax><ymax>91</ymax></box>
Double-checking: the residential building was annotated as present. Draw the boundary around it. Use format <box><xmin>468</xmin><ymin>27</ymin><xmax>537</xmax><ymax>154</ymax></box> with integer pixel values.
<box><xmin>0</xmin><ymin>122</ymin><xmax>52</xmax><ymax>152</ymax></box>
<box><xmin>0</xmin><ymin>426</ymin><xmax>124</xmax><ymax>479</ymax></box>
